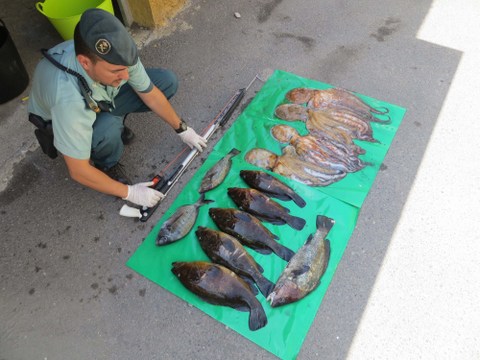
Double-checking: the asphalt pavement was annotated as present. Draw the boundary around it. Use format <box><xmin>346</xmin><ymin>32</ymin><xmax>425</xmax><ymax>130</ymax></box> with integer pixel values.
<box><xmin>1</xmin><ymin>0</ymin><xmax>479</xmax><ymax>359</ymax></box>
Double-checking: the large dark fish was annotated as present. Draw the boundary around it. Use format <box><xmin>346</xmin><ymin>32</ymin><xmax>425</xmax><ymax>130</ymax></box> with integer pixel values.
<box><xmin>196</xmin><ymin>226</ymin><xmax>275</xmax><ymax>298</ymax></box>
<box><xmin>240</xmin><ymin>170</ymin><xmax>306</xmax><ymax>208</ymax></box>
<box><xmin>171</xmin><ymin>261</ymin><xmax>267</xmax><ymax>331</ymax></box>
<box><xmin>209</xmin><ymin>208</ymin><xmax>295</xmax><ymax>262</ymax></box>
<box><xmin>227</xmin><ymin>187</ymin><xmax>306</xmax><ymax>231</ymax></box>
<box><xmin>156</xmin><ymin>194</ymin><xmax>213</xmax><ymax>246</ymax></box>
<box><xmin>267</xmin><ymin>215</ymin><xmax>334</xmax><ymax>307</ymax></box>
<box><xmin>199</xmin><ymin>148</ymin><xmax>240</xmax><ymax>193</ymax></box>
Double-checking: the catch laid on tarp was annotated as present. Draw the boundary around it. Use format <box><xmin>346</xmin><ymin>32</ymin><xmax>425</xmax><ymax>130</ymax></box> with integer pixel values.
<box><xmin>127</xmin><ymin>70</ymin><xmax>406</xmax><ymax>359</ymax></box>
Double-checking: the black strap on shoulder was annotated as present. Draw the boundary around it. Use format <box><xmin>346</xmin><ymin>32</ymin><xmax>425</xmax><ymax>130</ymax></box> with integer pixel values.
<box><xmin>41</xmin><ymin>48</ymin><xmax>106</xmax><ymax>113</ymax></box>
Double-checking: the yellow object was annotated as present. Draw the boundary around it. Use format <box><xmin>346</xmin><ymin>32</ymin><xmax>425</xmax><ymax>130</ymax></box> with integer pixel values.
<box><xmin>36</xmin><ymin>0</ymin><xmax>114</xmax><ymax>40</ymax></box>
<box><xmin>127</xmin><ymin>0</ymin><xmax>186</xmax><ymax>28</ymax></box>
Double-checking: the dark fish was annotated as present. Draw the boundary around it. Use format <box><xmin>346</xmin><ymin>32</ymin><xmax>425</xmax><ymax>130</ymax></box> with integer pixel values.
<box><xmin>199</xmin><ymin>148</ymin><xmax>240</xmax><ymax>193</ymax></box>
<box><xmin>240</xmin><ymin>170</ymin><xmax>306</xmax><ymax>208</ymax></box>
<box><xmin>156</xmin><ymin>194</ymin><xmax>213</xmax><ymax>246</ymax></box>
<box><xmin>227</xmin><ymin>187</ymin><xmax>306</xmax><ymax>231</ymax></box>
<box><xmin>267</xmin><ymin>215</ymin><xmax>334</xmax><ymax>307</ymax></box>
<box><xmin>209</xmin><ymin>208</ymin><xmax>295</xmax><ymax>262</ymax></box>
<box><xmin>171</xmin><ymin>261</ymin><xmax>267</xmax><ymax>331</ymax></box>
<box><xmin>196</xmin><ymin>226</ymin><xmax>275</xmax><ymax>298</ymax></box>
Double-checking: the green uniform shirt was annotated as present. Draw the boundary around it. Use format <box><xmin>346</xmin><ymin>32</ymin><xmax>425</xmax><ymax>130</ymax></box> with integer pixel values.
<box><xmin>28</xmin><ymin>40</ymin><xmax>152</xmax><ymax>160</ymax></box>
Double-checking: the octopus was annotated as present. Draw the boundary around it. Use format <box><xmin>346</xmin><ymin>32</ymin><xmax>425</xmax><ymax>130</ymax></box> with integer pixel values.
<box><xmin>306</xmin><ymin>109</ymin><xmax>376</xmax><ymax>143</ymax></box>
<box><xmin>245</xmin><ymin>146</ymin><xmax>346</xmax><ymax>187</ymax></box>
<box><xmin>286</xmin><ymin>87</ymin><xmax>391</xmax><ymax>123</ymax></box>
<box><xmin>274</xmin><ymin>103</ymin><xmax>375</xmax><ymax>146</ymax></box>
<box><xmin>270</xmin><ymin>125</ymin><xmax>367</xmax><ymax>173</ymax></box>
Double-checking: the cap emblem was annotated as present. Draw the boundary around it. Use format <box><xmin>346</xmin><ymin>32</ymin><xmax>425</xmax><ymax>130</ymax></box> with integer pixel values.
<box><xmin>95</xmin><ymin>39</ymin><xmax>111</xmax><ymax>55</ymax></box>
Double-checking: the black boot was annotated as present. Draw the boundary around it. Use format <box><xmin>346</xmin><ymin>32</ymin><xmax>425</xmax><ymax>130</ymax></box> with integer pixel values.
<box><xmin>99</xmin><ymin>163</ymin><xmax>132</xmax><ymax>185</ymax></box>
<box><xmin>121</xmin><ymin>126</ymin><xmax>135</xmax><ymax>145</ymax></box>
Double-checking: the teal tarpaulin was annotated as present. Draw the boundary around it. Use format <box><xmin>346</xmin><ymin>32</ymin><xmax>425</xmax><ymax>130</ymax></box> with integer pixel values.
<box><xmin>126</xmin><ymin>70</ymin><xmax>406</xmax><ymax>359</ymax></box>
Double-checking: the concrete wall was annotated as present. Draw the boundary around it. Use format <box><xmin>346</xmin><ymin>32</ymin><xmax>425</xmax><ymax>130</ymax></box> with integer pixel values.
<box><xmin>123</xmin><ymin>0</ymin><xmax>187</xmax><ymax>28</ymax></box>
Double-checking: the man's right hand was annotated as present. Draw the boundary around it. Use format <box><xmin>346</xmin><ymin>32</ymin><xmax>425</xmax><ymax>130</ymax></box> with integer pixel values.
<box><xmin>124</xmin><ymin>181</ymin><xmax>165</xmax><ymax>207</ymax></box>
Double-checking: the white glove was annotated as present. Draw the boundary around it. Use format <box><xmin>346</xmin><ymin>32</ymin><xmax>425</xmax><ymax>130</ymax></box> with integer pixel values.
<box><xmin>123</xmin><ymin>181</ymin><xmax>165</xmax><ymax>207</ymax></box>
<box><xmin>178</xmin><ymin>127</ymin><xmax>207</xmax><ymax>152</ymax></box>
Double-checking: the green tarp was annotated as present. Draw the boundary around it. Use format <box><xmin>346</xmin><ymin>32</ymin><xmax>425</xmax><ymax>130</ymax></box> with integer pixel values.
<box><xmin>126</xmin><ymin>70</ymin><xmax>406</xmax><ymax>359</ymax></box>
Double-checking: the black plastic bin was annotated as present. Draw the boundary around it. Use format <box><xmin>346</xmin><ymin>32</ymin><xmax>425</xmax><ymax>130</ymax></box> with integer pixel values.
<box><xmin>0</xmin><ymin>19</ymin><xmax>29</xmax><ymax>104</ymax></box>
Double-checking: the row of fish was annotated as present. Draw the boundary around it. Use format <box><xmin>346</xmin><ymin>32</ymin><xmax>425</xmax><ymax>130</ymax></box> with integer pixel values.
<box><xmin>245</xmin><ymin>87</ymin><xmax>391</xmax><ymax>187</ymax></box>
<box><xmin>171</xmin><ymin>212</ymin><xmax>335</xmax><ymax>330</ymax></box>
<box><xmin>157</xmin><ymin>153</ymin><xmax>333</xmax><ymax>330</ymax></box>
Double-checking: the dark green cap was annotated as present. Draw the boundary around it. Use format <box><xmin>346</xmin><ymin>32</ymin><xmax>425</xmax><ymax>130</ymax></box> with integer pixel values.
<box><xmin>78</xmin><ymin>8</ymin><xmax>138</xmax><ymax>66</ymax></box>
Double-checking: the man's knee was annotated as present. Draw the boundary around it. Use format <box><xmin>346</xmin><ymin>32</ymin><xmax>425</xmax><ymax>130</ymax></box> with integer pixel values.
<box><xmin>147</xmin><ymin>68</ymin><xmax>178</xmax><ymax>99</ymax></box>
<box><xmin>92</xmin><ymin>115</ymin><xmax>123</xmax><ymax>158</ymax></box>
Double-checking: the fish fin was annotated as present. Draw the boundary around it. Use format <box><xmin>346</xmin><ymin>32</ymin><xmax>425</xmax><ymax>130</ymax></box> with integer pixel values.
<box><xmin>233</xmin><ymin>304</ymin><xmax>250</xmax><ymax>312</ymax></box>
<box><xmin>275</xmin><ymin>244</ymin><xmax>295</xmax><ymax>262</ymax></box>
<box><xmin>291</xmin><ymin>194</ymin><xmax>307</xmax><ymax>208</ymax></box>
<box><xmin>197</xmin><ymin>193</ymin><xmax>214</xmax><ymax>204</ymax></box>
<box><xmin>252</xmin><ymin>247</ymin><xmax>273</xmax><ymax>255</ymax></box>
<box><xmin>236</xmin><ymin>211</ymin><xmax>253</xmax><ymax>222</ymax></box>
<box><xmin>291</xmin><ymin>265</ymin><xmax>311</xmax><ymax>276</ymax></box>
<box><xmin>254</xmin><ymin>275</ymin><xmax>275</xmax><ymax>298</ymax></box>
<box><xmin>324</xmin><ymin>239</ymin><xmax>331</xmax><ymax>264</ymax></box>
<box><xmin>269</xmin><ymin>193</ymin><xmax>293</xmax><ymax>202</ymax></box>
<box><xmin>287</xmin><ymin>215</ymin><xmax>306</xmax><ymax>231</ymax></box>
<box><xmin>305</xmin><ymin>234</ymin><xmax>314</xmax><ymax>245</ymax></box>
<box><xmin>248</xmin><ymin>303</ymin><xmax>268</xmax><ymax>331</ymax></box>
<box><xmin>239</xmin><ymin>275</ymin><xmax>259</xmax><ymax>296</ymax></box>
<box><xmin>255</xmin><ymin>214</ymin><xmax>287</xmax><ymax>225</ymax></box>
<box><xmin>316</xmin><ymin>215</ymin><xmax>335</xmax><ymax>231</ymax></box>
<box><xmin>318</xmin><ymin>239</ymin><xmax>331</xmax><ymax>284</ymax></box>
<box><xmin>229</xmin><ymin>148</ymin><xmax>241</xmax><ymax>156</ymax></box>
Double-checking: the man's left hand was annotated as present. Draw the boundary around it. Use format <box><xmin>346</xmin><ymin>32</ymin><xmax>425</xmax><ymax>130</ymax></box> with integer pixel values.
<box><xmin>178</xmin><ymin>127</ymin><xmax>207</xmax><ymax>152</ymax></box>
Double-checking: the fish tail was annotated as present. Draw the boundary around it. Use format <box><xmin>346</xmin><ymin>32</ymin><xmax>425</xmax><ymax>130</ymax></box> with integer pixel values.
<box><xmin>254</xmin><ymin>274</ymin><xmax>275</xmax><ymax>298</ymax></box>
<box><xmin>291</xmin><ymin>193</ymin><xmax>307</xmax><ymax>208</ymax></box>
<box><xmin>316</xmin><ymin>215</ymin><xmax>335</xmax><ymax>231</ymax></box>
<box><xmin>275</xmin><ymin>244</ymin><xmax>295</xmax><ymax>262</ymax></box>
<box><xmin>248</xmin><ymin>303</ymin><xmax>268</xmax><ymax>331</ymax></box>
<box><xmin>286</xmin><ymin>215</ymin><xmax>306</xmax><ymax>230</ymax></box>
<box><xmin>198</xmin><ymin>192</ymin><xmax>214</xmax><ymax>205</ymax></box>
<box><xmin>229</xmin><ymin>148</ymin><xmax>241</xmax><ymax>156</ymax></box>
